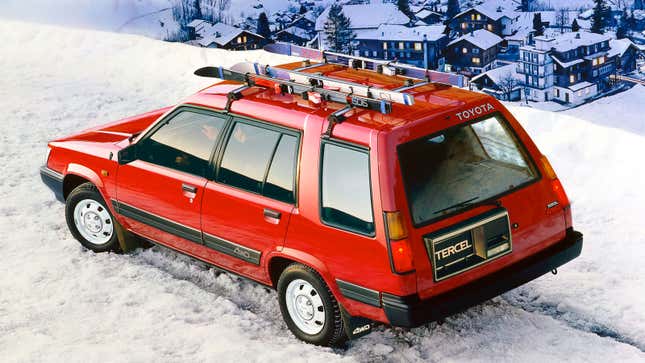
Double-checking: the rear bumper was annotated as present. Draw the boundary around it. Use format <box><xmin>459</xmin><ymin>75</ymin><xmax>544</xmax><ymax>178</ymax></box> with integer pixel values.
<box><xmin>40</xmin><ymin>166</ymin><xmax>65</xmax><ymax>202</ymax></box>
<box><xmin>382</xmin><ymin>228</ymin><xmax>583</xmax><ymax>328</ymax></box>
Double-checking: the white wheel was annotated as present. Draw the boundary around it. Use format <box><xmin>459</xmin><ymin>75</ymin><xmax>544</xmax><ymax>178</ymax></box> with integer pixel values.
<box><xmin>72</xmin><ymin>198</ymin><xmax>114</xmax><ymax>245</ymax></box>
<box><xmin>285</xmin><ymin>278</ymin><xmax>326</xmax><ymax>335</ymax></box>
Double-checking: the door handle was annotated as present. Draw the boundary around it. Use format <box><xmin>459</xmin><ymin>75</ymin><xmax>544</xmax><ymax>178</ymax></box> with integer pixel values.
<box><xmin>182</xmin><ymin>184</ymin><xmax>197</xmax><ymax>193</ymax></box>
<box><xmin>263</xmin><ymin>208</ymin><xmax>281</xmax><ymax>220</ymax></box>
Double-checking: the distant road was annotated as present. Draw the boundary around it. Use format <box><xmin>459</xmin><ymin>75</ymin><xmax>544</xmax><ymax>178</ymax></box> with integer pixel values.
<box><xmin>610</xmin><ymin>74</ymin><xmax>645</xmax><ymax>86</ymax></box>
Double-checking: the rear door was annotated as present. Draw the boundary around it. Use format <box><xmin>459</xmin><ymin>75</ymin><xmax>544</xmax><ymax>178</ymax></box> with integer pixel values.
<box><xmin>116</xmin><ymin>108</ymin><xmax>229</xmax><ymax>251</ymax></box>
<box><xmin>200</xmin><ymin>117</ymin><xmax>300</xmax><ymax>279</ymax></box>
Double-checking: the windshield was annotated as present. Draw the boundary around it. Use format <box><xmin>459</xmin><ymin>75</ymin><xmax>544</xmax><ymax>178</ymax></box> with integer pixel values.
<box><xmin>398</xmin><ymin>113</ymin><xmax>538</xmax><ymax>225</ymax></box>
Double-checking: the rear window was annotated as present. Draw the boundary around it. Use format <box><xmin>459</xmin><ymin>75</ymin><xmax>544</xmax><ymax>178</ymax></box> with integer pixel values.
<box><xmin>398</xmin><ymin>113</ymin><xmax>538</xmax><ymax>225</ymax></box>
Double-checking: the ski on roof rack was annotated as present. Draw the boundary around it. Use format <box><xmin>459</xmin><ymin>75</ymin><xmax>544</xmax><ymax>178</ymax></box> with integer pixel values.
<box><xmin>263</xmin><ymin>42</ymin><xmax>466</xmax><ymax>88</ymax></box>
<box><xmin>193</xmin><ymin>65</ymin><xmax>393</xmax><ymax>114</ymax></box>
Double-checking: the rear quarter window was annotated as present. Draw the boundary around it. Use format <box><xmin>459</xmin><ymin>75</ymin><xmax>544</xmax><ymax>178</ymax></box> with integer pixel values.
<box><xmin>320</xmin><ymin>141</ymin><xmax>374</xmax><ymax>236</ymax></box>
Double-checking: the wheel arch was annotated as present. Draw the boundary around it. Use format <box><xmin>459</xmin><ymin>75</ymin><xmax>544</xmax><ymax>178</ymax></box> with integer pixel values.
<box><xmin>63</xmin><ymin>164</ymin><xmax>106</xmax><ymax>200</ymax></box>
<box><xmin>266</xmin><ymin>249</ymin><xmax>334</xmax><ymax>290</ymax></box>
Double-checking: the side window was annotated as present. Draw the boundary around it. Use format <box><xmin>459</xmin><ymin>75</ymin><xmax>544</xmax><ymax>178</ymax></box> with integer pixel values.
<box><xmin>217</xmin><ymin>121</ymin><xmax>299</xmax><ymax>203</ymax></box>
<box><xmin>138</xmin><ymin>110</ymin><xmax>227</xmax><ymax>177</ymax></box>
<box><xmin>265</xmin><ymin>135</ymin><xmax>298</xmax><ymax>203</ymax></box>
<box><xmin>320</xmin><ymin>142</ymin><xmax>374</xmax><ymax>236</ymax></box>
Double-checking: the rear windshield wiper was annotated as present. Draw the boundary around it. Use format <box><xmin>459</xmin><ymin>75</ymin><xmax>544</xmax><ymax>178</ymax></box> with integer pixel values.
<box><xmin>433</xmin><ymin>196</ymin><xmax>479</xmax><ymax>215</ymax></box>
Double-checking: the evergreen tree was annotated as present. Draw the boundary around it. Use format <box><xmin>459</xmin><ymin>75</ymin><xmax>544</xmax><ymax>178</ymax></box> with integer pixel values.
<box><xmin>521</xmin><ymin>0</ymin><xmax>532</xmax><ymax>12</ymax></box>
<box><xmin>397</xmin><ymin>0</ymin><xmax>413</xmax><ymax>18</ymax></box>
<box><xmin>616</xmin><ymin>9</ymin><xmax>629</xmax><ymax>39</ymax></box>
<box><xmin>171</xmin><ymin>0</ymin><xmax>202</xmax><ymax>25</ymax></box>
<box><xmin>591</xmin><ymin>0</ymin><xmax>609</xmax><ymax>34</ymax></box>
<box><xmin>446</xmin><ymin>0</ymin><xmax>460</xmax><ymax>19</ymax></box>
<box><xmin>532</xmin><ymin>13</ymin><xmax>544</xmax><ymax>36</ymax></box>
<box><xmin>324</xmin><ymin>4</ymin><xmax>356</xmax><ymax>54</ymax></box>
<box><xmin>299</xmin><ymin>4</ymin><xmax>308</xmax><ymax>14</ymax></box>
<box><xmin>257</xmin><ymin>12</ymin><xmax>271</xmax><ymax>40</ymax></box>
<box><xmin>635</xmin><ymin>0</ymin><xmax>644</xmax><ymax>10</ymax></box>
<box><xmin>571</xmin><ymin>18</ymin><xmax>580</xmax><ymax>32</ymax></box>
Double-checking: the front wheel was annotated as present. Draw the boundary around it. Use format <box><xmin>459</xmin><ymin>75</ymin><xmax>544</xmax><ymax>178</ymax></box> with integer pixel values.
<box><xmin>65</xmin><ymin>183</ymin><xmax>120</xmax><ymax>253</ymax></box>
<box><xmin>277</xmin><ymin>263</ymin><xmax>347</xmax><ymax>347</ymax></box>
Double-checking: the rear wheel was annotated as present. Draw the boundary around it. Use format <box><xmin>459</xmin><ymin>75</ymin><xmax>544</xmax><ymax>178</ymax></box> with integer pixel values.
<box><xmin>65</xmin><ymin>183</ymin><xmax>120</xmax><ymax>253</ymax></box>
<box><xmin>277</xmin><ymin>263</ymin><xmax>347</xmax><ymax>347</ymax></box>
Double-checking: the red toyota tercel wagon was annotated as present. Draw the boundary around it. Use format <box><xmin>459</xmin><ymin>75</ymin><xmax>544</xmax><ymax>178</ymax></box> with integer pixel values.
<box><xmin>41</xmin><ymin>52</ymin><xmax>582</xmax><ymax>347</ymax></box>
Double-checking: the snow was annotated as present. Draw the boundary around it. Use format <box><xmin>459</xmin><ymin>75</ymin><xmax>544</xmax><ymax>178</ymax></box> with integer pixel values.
<box><xmin>607</xmin><ymin>39</ymin><xmax>636</xmax><ymax>58</ymax></box>
<box><xmin>314</xmin><ymin>3</ymin><xmax>409</xmax><ymax>32</ymax></box>
<box><xmin>471</xmin><ymin>63</ymin><xmax>522</xmax><ymax>84</ymax></box>
<box><xmin>453</xmin><ymin>3</ymin><xmax>517</xmax><ymax>21</ymax></box>
<box><xmin>548</xmin><ymin>31</ymin><xmax>612</xmax><ymax>53</ymax></box>
<box><xmin>193</xmin><ymin>22</ymin><xmax>262</xmax><ymax>47</ymax></box>
<box><xmin>358</xmin><ymin>24</ymin><xmax>446</xmax><ymax>42</ymax></box>
<box><xmin>448</xmin><ymin>29</ymin><xmax>503</xmax><ymax>49</ymax></box>
<box><xmin>2</xmin><ymin>19</ymin><xmax>645</xmax><ymax>361</ymax></box>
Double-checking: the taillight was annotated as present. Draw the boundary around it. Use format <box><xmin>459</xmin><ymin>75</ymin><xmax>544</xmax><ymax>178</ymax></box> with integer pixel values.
<box><xmin>385</xmin><ymin>211</ymin><xmax>414</xmax><ymax>273</ymax></box>
<box><xmin>541</xmin><ymin>154</ymin><xmax>571</xmax><ymax>209</ymax></box>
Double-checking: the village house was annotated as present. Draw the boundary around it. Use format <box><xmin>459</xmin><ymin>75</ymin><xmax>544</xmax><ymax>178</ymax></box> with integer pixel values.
<box><xmin>449</xmin><ymin>4</ymin><xmax>517</xmax><ymax>37</ymax></box>
<box><xmin>470</xmin><ymin>63</ymin><xmax>523</xmax><ymax>101</ymax></box>
<box><xmin>186</xmin><ymin>20</ymin><xmax>267</xmax><ymax>50</ymax></box>
<box><xmin>353</xmin><ymin>24</ymin><xmax>447</xmax><ymax>68</ymax></box>
<box><xmin>446</xmin><ymin>29</ymin><xmax>503</xmax><ymax>74</ymax></box>
<box><xmin>314</xmin><ymin>2</ymin><xmax>410</xmax><ymax>50</ymax></box>
<box><xmin>414</xmin><ymin>8</ymin><xmax>443</xmax><ymax>25</ymax></box>
<box><xmin>518</xmin><ymin>32</ymin><xmax>618</xmax><ymax>105</ymax></box>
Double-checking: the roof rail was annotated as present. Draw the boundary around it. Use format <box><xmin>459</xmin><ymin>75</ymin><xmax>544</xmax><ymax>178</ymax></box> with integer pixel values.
<box><xmin>194</xmin><ymin>64</ymin><xmax>395</xmax><ymax>114</ymax></box>
<box><xmin>264</xmin><ymin>42</ymin><xmax>466</xmax><ymax>88</ymax></box>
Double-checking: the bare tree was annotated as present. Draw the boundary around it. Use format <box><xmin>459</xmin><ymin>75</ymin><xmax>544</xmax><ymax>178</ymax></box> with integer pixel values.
<box><xmin>201</xmin><ymin>0</ymin><xmax>231</xmax><ymax>23</ymax></box>
<box><xmin>555</xmin><ymin>8</ymin><xmax>570</xmax><ymax>33</ymax></box>
<box><xmin>498</xmin><ymin>72</ymin><xmax>519</xmax><ymax>101</ymax></box>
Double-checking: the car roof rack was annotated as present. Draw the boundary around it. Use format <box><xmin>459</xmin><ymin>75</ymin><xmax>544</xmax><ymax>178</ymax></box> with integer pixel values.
<box><xmin>263</xmin><ymin>42</ymin><xmax>466</xmax><ymax>88</ymax></box>
<box><xmin>194</xmin><ymin>62</ymin><xmax>415</xmax><ymax>114</ymax></box>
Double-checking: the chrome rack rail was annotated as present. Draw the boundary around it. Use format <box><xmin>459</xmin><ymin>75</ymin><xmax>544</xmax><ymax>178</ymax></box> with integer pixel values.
<box><xmin>194</xmin><ymin>65</ymin><xmax>399</xmax><ymax>114</ymax></box>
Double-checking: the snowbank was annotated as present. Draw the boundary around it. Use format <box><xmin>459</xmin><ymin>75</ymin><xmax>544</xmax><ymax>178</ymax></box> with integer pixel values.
<box><xmin>1</xmin><ymin>20</ymin><xmax>644</xmax><ymax>362</ymax></box>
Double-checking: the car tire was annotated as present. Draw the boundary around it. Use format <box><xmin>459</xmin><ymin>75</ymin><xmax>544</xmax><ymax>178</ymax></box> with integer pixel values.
<box><xmin>277</xmin><ymin>263</ymin><xmax>347</xmax><ymax>347</ymax></box>
<box><xmin>65</xmin><ymin>182</ymin><xmax>120</xmax><ymax>253</ymax></box>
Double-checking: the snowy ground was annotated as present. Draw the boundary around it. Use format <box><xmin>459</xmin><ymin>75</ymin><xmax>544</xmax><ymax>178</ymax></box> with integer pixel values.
<box><xmin>1</xmin><ymin>21</ymin><xmax>645</xmax><ymax>362</ymax></box>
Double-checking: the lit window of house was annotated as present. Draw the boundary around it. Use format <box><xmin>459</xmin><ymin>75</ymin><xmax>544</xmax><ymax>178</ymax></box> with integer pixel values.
<box><xmin>471</xmin><ymin>14</ymin><xmax>476</xmax><ymax>20</ymax></box>
<box><xmin>472</xmin><ymin>57</ymin><xmax>481</xmax><ymax>65</ymax></box>
<box><xmin>399</xmin><ymin>42</ymin><xmax>404</xmax><ymax>50</ymax></box>
<box><xmin>487</xmin><ymin>24</ymin><xmax>493</xmax><ymax>31</ymax></box>
<box><xmin>598</xmin><ymin>56</ymin><xmax>605</xmax><ymax>64</ymax></box>
<box><xmin>237</xmin><ymin>36</ymin><xmax>243</xmax><ymax>43</ymax></box>
<box><xmin>476</xmin><ymin>14</ymin><xmax>482</xmax><ymax>20</ymax></box>
<box><xmin>461</xmin><ymin>22</ymin><xmax>467</xmax><ymax>29</ymax></box>
<box><xmin>383</xmin><ymin>42</ymin><xmax>388</xmax><ymax>50</ymax></box>
<box><xmin>462</xmin><ymin>47</ymin><xmax>468</xmax><ymax>54</ymax></box>
<box><xmin>569</xmin><ymin>74</ymin><xmax>575</xmax><ymax>84</ymax></box>
<box><xmin>414</xmin><ymin>42</ymin><xmax>422</xmax><ymax>51</ymax></box>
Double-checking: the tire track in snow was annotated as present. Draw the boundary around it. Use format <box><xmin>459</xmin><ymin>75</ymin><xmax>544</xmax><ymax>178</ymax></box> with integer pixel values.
<box><xmin>503</xmin><ymin>290</ymin><xmax>645</xmax><ymax>353</ymax></box>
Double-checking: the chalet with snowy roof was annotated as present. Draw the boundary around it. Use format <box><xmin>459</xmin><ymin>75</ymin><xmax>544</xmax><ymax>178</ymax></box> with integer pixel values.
<box><xmin>446</xmin><ymin>29</ymin><xmax>503</xmax><ymax>74</ymax></box>
<box><xmin>471</xmin><ymin>63</ymin><xmax>523</xmax><ymax>101</ymax></box>
<box><xmin>414</xmin><ymin>9</ymin><xmax>443</xmax><ymax>25</ymax></box>
<box><xmin>353</xmin><ymin>24</ymin><xmax>447</xmax><ymax>68</ymax></box>
<box><xmin>518</xmin><ymin>32</ymin><xmax>616</xmax><ymax>105</ymax></box>
<box><xmin>314</xmin><ymin>2</ymin><xmax>410</xmax><ymax>50</ymax></box>
<box><xmin>449</xmin><ymin>4</ymin><xmax>518</xmax><ymax>37</ymax></box>
<box><xmin>275</xmin><ymin>26</ymin><xmax>314</xmax><ymax>46</ymax></box>
<box><xmin>608</xmin><ymin>39</ymin><xmax>640</xmax><ymax>73</ymax></box>
<box><xmin>187</xmin><ymin>20</ymin><xmax>267</xmax><ymax>50</ymax></box>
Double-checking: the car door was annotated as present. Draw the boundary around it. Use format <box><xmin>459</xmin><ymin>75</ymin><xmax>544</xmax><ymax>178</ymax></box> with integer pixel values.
<box><xmin>115</xmin><ymin>107</ymin><xmax>229</xmax><ymax>252</ymax></box>
<box><xmin>200</xmin><ymin>117</ymin><xmax>300</xmax><ymax>279</ymax></box>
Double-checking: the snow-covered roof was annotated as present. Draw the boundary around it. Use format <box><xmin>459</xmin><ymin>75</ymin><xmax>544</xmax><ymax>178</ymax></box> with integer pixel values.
<box><xmin>416</xmin><ymin>9</ymin><xmax>441</xmax><ymax>19</ymax></box>
<box><xmin>315</xmin><ymin>3</ymin><xmax>410</xmax><ymax>31</ymax></box>
<box><xmin>578</xmin><ymin>9</ymin><xmax>594</xmax><ymax>19</ymax></box>
<box><xmin>471</xmin><ymin>63</ymin><xmax>522</xmax><ymax>85</ymax></box>
<box><xmin>188</xmin><ymin>19</ymin><xmax>207</xmax><ymax>28</ymax></box>
<box><xmin>548</xmin><ymin>31</ymin><xmax>611</xmax><ymax>53</ymax></box>
<box><xmin>448</xmin><ymin>29</ymin><xmax>502</xmax><ymax>49</ymax></box>
<box><xmin>356</xmin><ymin>24</ymin><xmax>446</xmax><ymax>42</ymax></box>
<box><xmin>453</xmin><ymin>4</ymin><xmax>517</xmax><ymax>21</ymax></box>
<box><xmin>195</xmin><ymin>22</ymin><xmax>263</xmax><ymax>47</ymax></box>
<box><xmin>568</xmin><ymin>81</ymin><xmax>594</xmax><ymax>91</ymax></box>
<box><xmin>551</xmin><ymin>56</ymin><xmax>584</xmax><ymax>68</ymax></box>
<box><xmin>276</xmin><ymin>26</ymin><xmax>311</xmax><ymax>40</ymax></box>
<box><xmin>608</xmin><ymin>39</ymin><xmax>636</xmax><ymax>58</ymax></box>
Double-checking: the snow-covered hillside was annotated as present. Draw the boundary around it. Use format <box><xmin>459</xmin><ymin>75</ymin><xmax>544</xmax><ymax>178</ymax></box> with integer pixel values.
<box><xmin>1</xmin><ymin>20</ymin><xmax>645</xmax><ymax>362</ymax></box>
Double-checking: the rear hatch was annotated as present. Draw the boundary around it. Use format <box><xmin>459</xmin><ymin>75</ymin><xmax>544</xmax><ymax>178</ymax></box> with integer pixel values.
<box><xmin>396</xmin><ymin>111</ymin><xmax>568</xmax><ymax>299</ymax></box>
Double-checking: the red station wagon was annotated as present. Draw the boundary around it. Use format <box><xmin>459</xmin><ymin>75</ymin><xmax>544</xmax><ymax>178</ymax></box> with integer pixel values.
<box><xmin>40</xmin><ymin>48</ymin><xmax>583</xmax><ymax>347</ymax></box>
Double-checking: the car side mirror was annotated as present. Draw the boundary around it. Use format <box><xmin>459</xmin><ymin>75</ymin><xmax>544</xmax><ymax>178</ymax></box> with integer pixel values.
<box><xmin>117</xmin><ymin>144</ymin><xmax>138</xmax><ymax>165</ymax></box>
